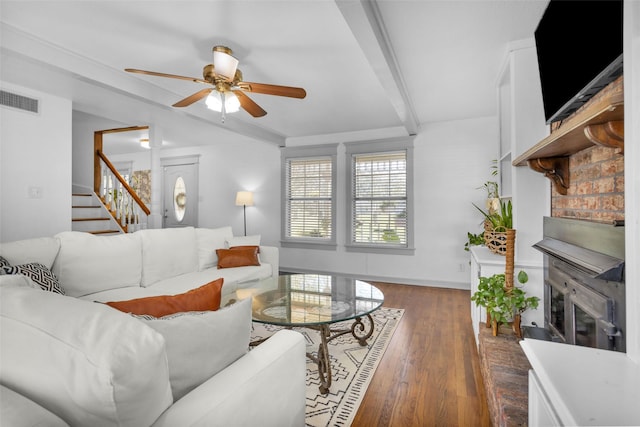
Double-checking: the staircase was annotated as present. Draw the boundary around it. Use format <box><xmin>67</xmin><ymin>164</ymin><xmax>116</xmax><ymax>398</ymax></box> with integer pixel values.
<box><xmin>72</xmin><ymin>193</ymin><xmax>123</xmax><ymax>235</ymax></box>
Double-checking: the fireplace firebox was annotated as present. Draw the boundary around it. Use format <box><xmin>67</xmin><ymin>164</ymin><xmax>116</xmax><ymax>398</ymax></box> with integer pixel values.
<box><xmin>531</xmin><ymin>217</ymin><xmax>625</xmax><ymax>352</ymax></box>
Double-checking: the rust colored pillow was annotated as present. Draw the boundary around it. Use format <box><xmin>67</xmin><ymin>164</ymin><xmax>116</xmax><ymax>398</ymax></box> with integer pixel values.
<box><xmin>105</xmin><ymin>278</ymin><xmax>223</xmax><ymax>317</ymax></box>
<box><xmin>216</xmin><ymin>246</ymin><xmax>260</xmax><ymax>269</ymax></box>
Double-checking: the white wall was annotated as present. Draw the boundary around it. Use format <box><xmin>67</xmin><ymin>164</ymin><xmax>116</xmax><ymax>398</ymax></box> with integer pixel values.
<box><xmin>157</xmin><ymin>143</ymin><xmax>281</xmax><ymax>245</ymax></box>
<box><xmin>281</xmin><ymin>116</ymin><xmax>498</xmax><ymax>288</ymax></box>
<box><xmin>72</xmin><ymin>111</ymin><xmax>140</xmax><ymax>190</ymax></box>
<box><xmin>108</xmin><ymin>151</ymin><xmax>151</xmax><ymax>173</ymax></box>
<box><xmin>0</xmin><ymin>82</ymin><xmax>72</xmax><ymax>242</ymax></box>
<box><xmin>71</xmin><ymin>110</ymin><xmax>281</xmax><ymax>242</ymax></box>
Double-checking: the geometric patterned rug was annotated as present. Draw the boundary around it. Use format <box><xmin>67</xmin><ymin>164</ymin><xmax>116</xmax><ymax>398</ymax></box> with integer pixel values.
<box><xmin>250</xmin><ymin>307</ymin><xmax>404</xmax><ymax>427</ymax></box>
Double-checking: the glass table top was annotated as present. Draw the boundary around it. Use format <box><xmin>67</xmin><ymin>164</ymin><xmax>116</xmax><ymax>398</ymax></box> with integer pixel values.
<box><xmin>236</xmin><ymin>273</ymin><xmax>384</xmax><ymax>327</ymax></box>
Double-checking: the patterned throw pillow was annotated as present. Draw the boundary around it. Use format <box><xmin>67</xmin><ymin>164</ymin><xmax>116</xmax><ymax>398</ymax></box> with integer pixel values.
<box><xmin>0</xmin><ymin>256</ymin><xmax>10</xmax><ymax>272</ymax></box>
<box><xmin>1</xmin><ymin>263</ymin><xmax>65</xmax><ymax>294</ymax></box>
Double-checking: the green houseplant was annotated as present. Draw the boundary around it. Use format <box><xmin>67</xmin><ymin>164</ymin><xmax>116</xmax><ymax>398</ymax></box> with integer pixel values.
<box><xmin>473</xmin><ymin>198</ymin><xmax>513</xmax><ymax>232</ymax></box>
<box><xmin>464</xmin><ymin>231</ymin><xmax>485</xmax><ymax>251</ymax></box>
<box><xmin>471</xmin><ymin>270</ymin><xmax>539</xmax><ymax>337</ymax></box>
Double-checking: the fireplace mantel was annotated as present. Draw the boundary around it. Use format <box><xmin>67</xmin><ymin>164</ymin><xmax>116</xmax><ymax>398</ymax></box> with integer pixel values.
<box><xmin>512</xmin><ymin>76</ymin><xmax>624</xmax><ymax>195</ymax></box>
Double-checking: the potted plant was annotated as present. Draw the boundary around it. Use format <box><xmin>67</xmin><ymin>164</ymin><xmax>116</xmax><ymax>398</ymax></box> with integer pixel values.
<box><xmin>471</xmin><ymin>273</ymin><xmax>507</xmax><ymax>335</ymax></box>
<box><xmin>504</xmin><ymin>271</ymin><xmax>540</xmax><ymax>338</ymax></box>
<box><xmin>472</xmin><ymin>199</ymin><xmax>514</xmax><ymax>258</ymax></box>
<box><xmin>473</xmin><ymin>198</ymin><xmax>513</xmax><ymax>232</ymax></box>
<box><xmin>471</xmin><ymin>270</ymin><xmax>539</xmax><ymax>337</ymax></box>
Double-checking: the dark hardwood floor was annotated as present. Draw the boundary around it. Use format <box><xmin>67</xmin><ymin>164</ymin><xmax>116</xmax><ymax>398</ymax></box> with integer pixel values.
<box><xmin>351</xmin><ymin>282</ymin><xmax>491</xmax><ymax>427</ymax></box>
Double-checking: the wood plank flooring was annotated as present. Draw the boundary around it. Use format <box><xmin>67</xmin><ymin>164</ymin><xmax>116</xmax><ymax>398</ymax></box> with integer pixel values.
<box><xmin>351</xmin><ymin>282</ymin><xmax>491</xmax><ymax>427</ymax></box>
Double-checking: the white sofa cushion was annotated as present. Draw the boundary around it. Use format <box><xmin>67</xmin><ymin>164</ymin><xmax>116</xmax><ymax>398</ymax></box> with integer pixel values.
<box><xmin>134</xmin><ymin>297</ymin><xmax>252</xmax><ymax>401</ymax></box>
<box><xmin>0</xmin><ymin>285</ymin><xmax>172</xmax><ymax>427</ymax></box>
<box><xmin>1</xmin><ymin>385</ymin><xmax>70</xmax><ymax>427</ymax></box>
<box><xmin>195</xmin><ymin>226</ymin><xmax>233</xmax><ymax>271</ymax></box>
<box><xmin>80</xmin><ymin>263</ymin><xmax>272</xmax><ymax>305</ymax></box>
<box><xmin>0</xmin><ymin>274</ymin><xmax>37</xmax><ymax>290</ymax></box>
<box><xmin>52</xmin><ymin>231</ymin><xmax>142</xmax><ymax>297</ymax></box>
<box><xmin>0</xmin><ymin>236</ymin><xmax>60</xmax><ymax>269</ymax></box>
<box><xmin>139</xmin><ymin>227</ymin><xmax>198</xmax><ymax>287</ymax></box>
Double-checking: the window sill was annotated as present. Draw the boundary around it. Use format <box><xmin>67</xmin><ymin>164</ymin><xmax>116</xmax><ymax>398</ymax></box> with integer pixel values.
<box><xmin>280</xmin><ymin>240</ymin><xmax>337</xmax><ymax>251</ymax></box>
<box><xmin>345</xmin><ymin>244</ymin><xmax>415</xmax><ymax>255</ymax></box>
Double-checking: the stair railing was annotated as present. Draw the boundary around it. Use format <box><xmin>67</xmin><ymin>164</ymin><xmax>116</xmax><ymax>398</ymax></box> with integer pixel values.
<box><xmin>95</xmin><ymin>150</ymin><xmax>150</xmax><ymax>233</ymax></box>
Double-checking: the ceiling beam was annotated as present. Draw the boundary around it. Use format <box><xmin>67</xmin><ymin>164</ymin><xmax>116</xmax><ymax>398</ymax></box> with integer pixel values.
<box><xmin>336</xmin><ymin>0</ymin><xmax>420</xmax><ymax>135</ymax></box>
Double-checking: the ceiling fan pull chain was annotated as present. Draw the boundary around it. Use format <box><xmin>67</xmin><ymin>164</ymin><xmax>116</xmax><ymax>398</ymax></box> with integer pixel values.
<box><xmin>221</xmin><ymin>91</ymin><xmax>226</xmax><ymax>123</ymax></box>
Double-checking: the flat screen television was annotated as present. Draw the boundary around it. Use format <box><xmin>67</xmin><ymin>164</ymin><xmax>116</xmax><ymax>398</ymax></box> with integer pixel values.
<box><xmin>534</xmin><ymin>0</ymin><xmax>623</xmax><ymax>125</ymax></box>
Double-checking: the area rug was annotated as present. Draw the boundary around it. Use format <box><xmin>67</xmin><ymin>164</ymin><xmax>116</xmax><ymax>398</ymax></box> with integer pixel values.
<box><xmin>250</xmin><ymin>307</ymin><xmax>404</xmax><ymax>427</ymax></box>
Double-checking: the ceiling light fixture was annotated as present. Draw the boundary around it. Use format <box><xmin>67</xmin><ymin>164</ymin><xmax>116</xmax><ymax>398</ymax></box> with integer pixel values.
<box><xmin>205</xmin><ymin>91</ymin><xmax>240</xmax><ymax>123</ymax></box>
<box><xmin>140</xmin><ymin>138</ymin><xmax>150</xmax><ymax>149</ymax></box>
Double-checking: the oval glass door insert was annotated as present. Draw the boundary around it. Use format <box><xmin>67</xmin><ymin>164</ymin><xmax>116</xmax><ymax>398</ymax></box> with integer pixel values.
<box><xmin>173</xmin><ymin>176</ymin><xmax>187</xmax><ymax>222</ymax></box>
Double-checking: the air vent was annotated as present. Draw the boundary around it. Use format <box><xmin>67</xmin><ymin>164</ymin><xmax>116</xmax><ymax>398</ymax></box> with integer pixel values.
<box><xmin>0</xmin><ymin>90</ymin><xmax>39</xmax><ymax>113</ymax></box>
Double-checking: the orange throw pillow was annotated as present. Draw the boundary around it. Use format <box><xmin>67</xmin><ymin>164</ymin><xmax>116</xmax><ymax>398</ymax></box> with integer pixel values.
<box><xmin>216</xmin><ymin>246</ymin><xmax>260</xmax><ymax>269</ymax></box>
<box><xmin>105</xmin><ymin>278</ymin><xmax>223</xmax><ymax>317</ymax></box>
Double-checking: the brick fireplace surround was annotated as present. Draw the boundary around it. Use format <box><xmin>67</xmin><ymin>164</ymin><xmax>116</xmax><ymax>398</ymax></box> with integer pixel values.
<box><xmin>552</xmin><ymin>144</ymin><xmax>625</xmax><ymax>221</ymax></box>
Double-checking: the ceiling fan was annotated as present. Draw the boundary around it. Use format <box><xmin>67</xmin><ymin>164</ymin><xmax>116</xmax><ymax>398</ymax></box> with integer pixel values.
<box><xmin>125</xmin><ymin>45</ymin><xmax>306</xmax><ymax>121</ymax></box>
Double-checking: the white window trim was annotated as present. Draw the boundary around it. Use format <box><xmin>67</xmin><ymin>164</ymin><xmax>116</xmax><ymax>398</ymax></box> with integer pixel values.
<box><xmin>344</xmin><ymin>137</ymin><xmax>415</xmax><ymax>255</ymax></box>
<box><xmin>281</xmin><ymin>144</ymin><xmax>338</xmax><ymax>250</ymax></box>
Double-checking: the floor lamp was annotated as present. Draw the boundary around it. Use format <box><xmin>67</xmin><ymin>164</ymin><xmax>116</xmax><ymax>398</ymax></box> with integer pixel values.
<box><xmin>235</xmin><ymin>191</ymin><xmax>254</xmax><ymax>236</ymax></box>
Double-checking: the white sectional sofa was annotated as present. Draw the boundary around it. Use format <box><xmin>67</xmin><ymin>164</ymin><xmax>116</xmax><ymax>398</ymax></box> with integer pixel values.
<box><xmin>0</xmin><ymin>226</ymin><xmax>306</xmax><ymax>427</ymax></box>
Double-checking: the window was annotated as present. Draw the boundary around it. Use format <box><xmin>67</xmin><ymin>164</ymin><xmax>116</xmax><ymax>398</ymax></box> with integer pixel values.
<box><xmin>281</xmin><ymin>145</ymin><xmax>337</xmax><ymax>249</ymax></box>
<box><xmin>346</xmin><ymin>138</ymin><xmax>414</xmax><ymax>254</ymax></box>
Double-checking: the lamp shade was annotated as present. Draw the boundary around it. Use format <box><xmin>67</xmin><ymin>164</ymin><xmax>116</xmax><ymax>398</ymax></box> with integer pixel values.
<box><xmin>213</xmin><ymin>46</ymin><xmax>239</xmax><ymax>81</ymax></box>
<box><xmin>235</xmin><ymin>191</ymin><xmax>254</xmax><ymax>206</ymax></box>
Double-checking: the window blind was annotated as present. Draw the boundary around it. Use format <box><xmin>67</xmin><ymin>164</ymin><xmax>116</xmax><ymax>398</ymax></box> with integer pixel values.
<box><xmin>285</xmin><ymin>157</ymin><xmax>333</xmax><ymax>239</ymax></box>
<box><xmin>352</xmin><ymin>151</ymin><xmax>407</xmax><ymax>245</ymax></box>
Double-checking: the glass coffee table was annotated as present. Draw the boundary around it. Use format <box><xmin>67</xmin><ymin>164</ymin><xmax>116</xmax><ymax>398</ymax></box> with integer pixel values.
<box><xmin>234</xmin><ymin>273</ymin><xmax>384</xmax><ymax>394</ymax></box>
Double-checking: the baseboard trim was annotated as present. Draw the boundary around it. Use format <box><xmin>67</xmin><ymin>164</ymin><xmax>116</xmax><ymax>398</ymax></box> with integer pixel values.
<box><xmin>278</xmin><ymin>267</ymin><xmax>469</xmax><ymax>290</ymax></box>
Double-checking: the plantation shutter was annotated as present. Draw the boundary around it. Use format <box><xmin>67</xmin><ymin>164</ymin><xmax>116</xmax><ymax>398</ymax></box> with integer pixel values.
<box><xmin>351</xmin><ymin>151</ymin><xmax>407</xmax><ymax>245</ymax></box>
<box><xmin>285</xmin><ymin>157</ymin><xmax>333</xmax><ymax>239</ymax></box>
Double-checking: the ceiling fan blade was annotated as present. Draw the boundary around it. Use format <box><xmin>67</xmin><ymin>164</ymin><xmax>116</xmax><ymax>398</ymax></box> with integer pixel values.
<box><xmin>237</xmin><ymin>82</ymin><xmax>306</xmax><ymax>99</ymax></box>
<box><xmin>233</xmin><ymin>91</ymin><xmax>267</xmax><ymax>117</ymax></box>
<box><xmin>172</xmin><ymin>88</ymin><xmax>213</xmax><ymax>107</ymax></box>
<box><xmin>125</xmin><ymin>68</ymin><xmax>209</xmax><ymax>85</ymax></box>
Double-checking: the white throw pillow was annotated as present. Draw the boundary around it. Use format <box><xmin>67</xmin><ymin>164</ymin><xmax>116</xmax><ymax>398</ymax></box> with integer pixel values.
<box><xmin>0</xmin><ymin>285</ymin><xmax>172</xmax><ymax>427</ymax></box>
<box><xmin>139</xmin><ymin>227</ymin><xmax>199</xmax><ymax>287</ymax></box>
<box><xmin>134</xmin><ymin>297</ymin><xmax>252</xmax><ymax>401</ymax></box>
<box><xmin>225</xmin><ymin>234</ymin><xmax>261</xmax><ymax>248</ymax></box>
<box><xmin>0</xmin><ymin>237</ymin><xmax>60</xmax><ymax>269</ymax></box>
<box><xmin>52</xmin><ymin>231</ymin><xmax>142</xmax><ymax>297</ymax></box>
<box><xmin>195</xmin><ymin>226</ymin><xmax>234</xmax><ymax>271</ymax></box>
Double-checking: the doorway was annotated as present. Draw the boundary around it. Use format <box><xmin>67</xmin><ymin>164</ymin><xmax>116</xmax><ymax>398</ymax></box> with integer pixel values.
<box><xmin>162</xmin><ymin>156</ymin><xmax>199</xmax><ymax>228</ymax></box>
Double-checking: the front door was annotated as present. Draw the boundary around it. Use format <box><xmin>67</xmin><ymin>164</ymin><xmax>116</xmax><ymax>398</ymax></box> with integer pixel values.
<box><xmin>162</xmin><ymin>157</ymin><xmax>199</xmax><ymax>228</ymax></box>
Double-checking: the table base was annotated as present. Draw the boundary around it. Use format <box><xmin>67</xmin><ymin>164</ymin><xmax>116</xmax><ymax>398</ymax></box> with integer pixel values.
<box><xmin>306</xmin><ymin>314</ymin><xmax>375</xmax><ymax>394</ymax></box>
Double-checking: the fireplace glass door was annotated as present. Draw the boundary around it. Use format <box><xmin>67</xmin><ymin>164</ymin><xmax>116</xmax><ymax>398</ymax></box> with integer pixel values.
<box><xmin>548</xmin><ymin>283</ymin><xmax>566</xmax><ymax>340</ymax></box>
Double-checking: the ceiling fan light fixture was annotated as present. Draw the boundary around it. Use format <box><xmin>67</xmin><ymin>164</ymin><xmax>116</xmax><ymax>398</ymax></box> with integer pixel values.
<box><xmin>212</xmin><ymin>46</ymin><xmax>239</xmax><ymax>81</ymax></box>
<box><xmin>140</xmin><ymin>138</ymin><xmax>150</xmax><ymax>149</ymax></box>
<box><xmin>205</xmin><ymin>91</ymin><xmax>240</xmax><ymax>113</ymax></box>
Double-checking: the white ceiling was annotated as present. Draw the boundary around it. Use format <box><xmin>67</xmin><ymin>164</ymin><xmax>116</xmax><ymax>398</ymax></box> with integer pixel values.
<box><xmin>0</xmin><ymin>0</ymin><xmax>549</xmax><ymax>151</ymax></box>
